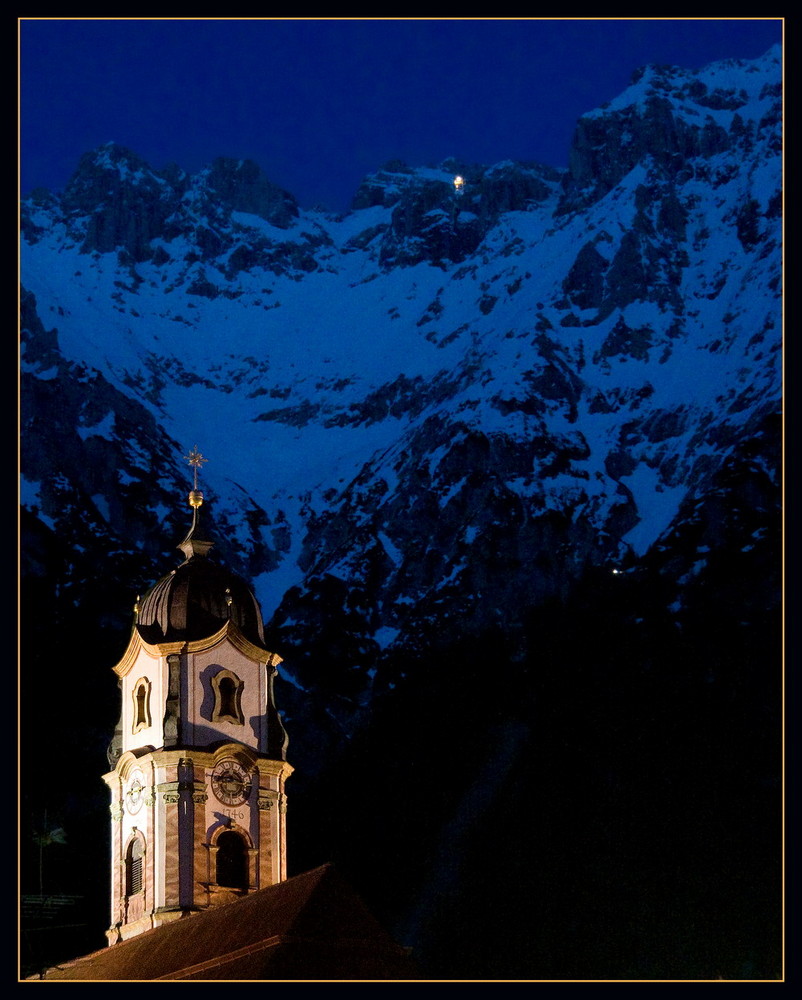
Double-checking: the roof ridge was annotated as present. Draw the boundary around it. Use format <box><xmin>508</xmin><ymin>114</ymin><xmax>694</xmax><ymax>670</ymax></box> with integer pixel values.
<box><xmin>280</xmin><ymin>863</ymin><xmax>339</xmax><ymax>937</ymax></box>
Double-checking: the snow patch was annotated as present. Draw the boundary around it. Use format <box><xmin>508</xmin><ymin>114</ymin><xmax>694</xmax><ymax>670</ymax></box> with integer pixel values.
<box><xmin>77</xmin><ymin>411</ymin><xmax>116</xmax><ymax>441</ymax></box>
<box><xmin>620</xmin><ymin>464</ymin><xmax>687</xmax><ymax>556</ymax></box>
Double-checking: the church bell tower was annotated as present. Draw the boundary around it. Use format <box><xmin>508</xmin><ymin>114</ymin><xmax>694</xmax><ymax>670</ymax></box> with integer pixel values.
<box><xmin>103</xmin><ymin>448</ymin><xmax>292</xmax><ymax>944</ymax></box>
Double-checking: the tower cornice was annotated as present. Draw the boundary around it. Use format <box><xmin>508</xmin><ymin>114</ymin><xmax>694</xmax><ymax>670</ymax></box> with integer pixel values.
<box><xmin>113</xmin><ymin>620</ymin><xmax>283</xmax><ymax>677</ymax></box>
<box><xmin>104</xmin><ymin>745</ymin><xmax>294</xmax><ymax>782</ymax></box>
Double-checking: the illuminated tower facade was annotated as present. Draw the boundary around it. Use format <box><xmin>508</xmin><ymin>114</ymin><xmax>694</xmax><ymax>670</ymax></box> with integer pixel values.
<box><xmin>103</xmin><ymin>449</ymin><xmax>292</xmax><ymax>944</ymax></box>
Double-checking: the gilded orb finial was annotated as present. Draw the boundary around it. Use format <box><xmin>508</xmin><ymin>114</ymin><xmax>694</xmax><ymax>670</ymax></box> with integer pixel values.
<box><xmin>185</xmin><ymin>445</ymin><xmax>208</xmax><ymax>508</ymax></box>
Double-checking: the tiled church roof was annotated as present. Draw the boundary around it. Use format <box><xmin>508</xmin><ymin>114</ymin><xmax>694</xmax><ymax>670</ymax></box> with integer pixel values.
<box><xmin>33</xmin><ymin>865</ymin><xmax>418</xmax><ymax>981</ymax></box>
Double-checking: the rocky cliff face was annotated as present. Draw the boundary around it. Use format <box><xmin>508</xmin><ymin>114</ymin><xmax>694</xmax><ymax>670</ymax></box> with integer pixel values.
<box><xmin>20</xmin><ymin>46</ymin><xmax>782</xmax><ymax>979</ymax></box>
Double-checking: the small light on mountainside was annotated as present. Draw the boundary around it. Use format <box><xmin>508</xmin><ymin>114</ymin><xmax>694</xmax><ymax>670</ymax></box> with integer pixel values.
<box><xmin>453</xmin><ymin>175</ymin><xmax>464</xmax><ymax>195</ymax></box>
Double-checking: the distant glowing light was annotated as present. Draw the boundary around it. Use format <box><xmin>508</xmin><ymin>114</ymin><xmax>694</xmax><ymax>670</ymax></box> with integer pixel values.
<box><xmin>453</xmin><ymin>175</ymin><xmax>464</xmax><ymax>195</ymax></box>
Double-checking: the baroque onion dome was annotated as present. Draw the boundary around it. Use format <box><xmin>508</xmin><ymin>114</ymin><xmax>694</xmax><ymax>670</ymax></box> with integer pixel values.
<box><xmin>135</xmin><ymin>447</ymin><xmax>266</xmax><ymax>647</ymax></box>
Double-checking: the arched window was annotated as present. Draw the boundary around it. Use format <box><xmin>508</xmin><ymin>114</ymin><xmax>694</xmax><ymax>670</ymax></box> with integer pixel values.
<box><xmin>132</xmin><ymin>677</ymin><xmax>152</xmax><ymax>734</ymax></box>
<box><xmin>219</xmin><ymin>677</ymin><xmax>237</xmax><ymax>717</ymax></box>
<box><xmin>215</xmin><ymin>831</ymin><xmax>248</xmax><ymax>890</ymax></box>
<box><xmin>126</xmin><ymin>837</ymin><xmax>145</xmax><ymax>896</ymax></box>
<box><xmin>211</xmin><ymin>669</ymin><xmax>244</xmax><ymax>725</ymax></box>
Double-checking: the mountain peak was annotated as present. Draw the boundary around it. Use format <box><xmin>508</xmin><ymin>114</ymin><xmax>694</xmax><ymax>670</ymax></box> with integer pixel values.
<box><xmin>198</xmin><ymin>156</ymin><xmax>299</xmax><ymax>228</ymax></box>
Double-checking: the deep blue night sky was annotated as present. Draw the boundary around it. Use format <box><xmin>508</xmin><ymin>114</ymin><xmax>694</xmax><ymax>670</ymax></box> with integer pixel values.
<box><xmin>20</xmin><ymin>17</ymin><xmax>782</xmax><ymax>212</ymax></box>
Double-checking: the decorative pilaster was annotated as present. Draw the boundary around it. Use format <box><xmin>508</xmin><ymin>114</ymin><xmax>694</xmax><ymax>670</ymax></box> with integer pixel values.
<box><xmin>278</xmin><ymin>792</ymin><xmax>288</xmax><ymax>881</ymax></box>
<box><xmin>177</xmin><ymin>758</ymin><xmax>194</xmax><ymax>908</ymax></box>
<box><xmin>192</xmin><ymin>775</ymin><xmax>209</xmax><ymax>909</ymax></box>
<box><xmin>257</xmin><ymin>789</ymin><xmax>277</xmax><ymax>888</ymax></box>
<box><xmin>143</xmin><ymin>772</ymin><xmax>156</xmax><ymax>922</ymax></box>
<box><xmin>163</xmin><ymin>653</ymin><xmax>181</xmax><ymax>747</ymax></box>
<box><xmin>158</xmin><ymin>763</ymin><xmax>182</xmax><ymax>911</ymax></box>
<box><xmin>109</xmin><ymin>797</ymin><xmax>124</xmax><ymax>941</ymax></box>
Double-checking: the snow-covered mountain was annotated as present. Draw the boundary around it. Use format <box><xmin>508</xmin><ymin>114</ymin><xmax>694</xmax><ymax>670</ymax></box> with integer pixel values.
<box><xmin>20</xmin><ymin>46</ymin><xmax>782</xmax><ymax>979</ymax></box>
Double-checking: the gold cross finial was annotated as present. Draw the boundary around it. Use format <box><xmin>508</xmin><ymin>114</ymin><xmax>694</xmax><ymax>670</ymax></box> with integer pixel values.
<box><xmin>184</xmin><ymin>446</ymin><xmax>208</xmax><ymax>507</ymax></box>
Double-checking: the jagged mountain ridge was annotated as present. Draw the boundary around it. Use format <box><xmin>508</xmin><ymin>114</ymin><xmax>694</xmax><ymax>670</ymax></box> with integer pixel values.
<box><xmin>21</xmin><ymin>46</ymin><xmax>780</xmax><ymax>698</ymax></box>
<box><xmin>20</xmin><ymin>47</ymin><xmax>782</xmax><ymax>978</ymax></box>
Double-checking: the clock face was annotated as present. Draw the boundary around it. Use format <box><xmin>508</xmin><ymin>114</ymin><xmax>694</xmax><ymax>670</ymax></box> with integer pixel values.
<box><xmin>126</xmin><ymin>770</ymin><xmax>145</xmax><ymax>814</ymax></box>
<box><xmin>211</xmin><ymin>759</ymin><xmax>252</xmax><ymax>806</ymax></box>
